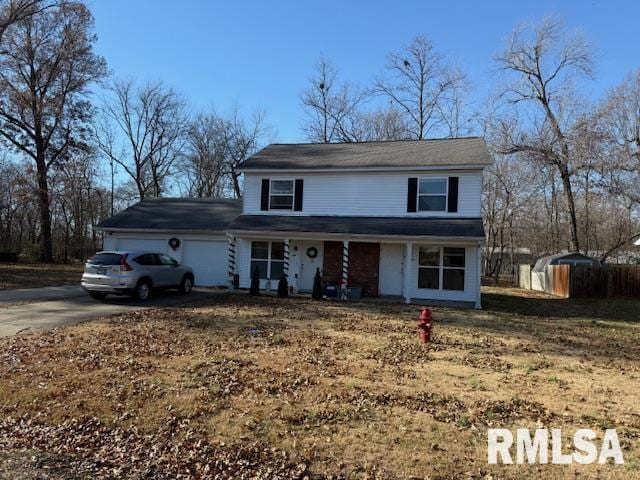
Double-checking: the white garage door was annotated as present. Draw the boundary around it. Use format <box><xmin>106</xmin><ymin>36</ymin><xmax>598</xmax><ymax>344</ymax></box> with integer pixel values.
<box><xmin>182</xmin><ymin>239</ymin><xmax>227</xmax><ymax>287</ymax></box>
<box><xmin>114</xmin><ymin>237</ymin><xmax>168</xmax><ymax>253</ymax></box>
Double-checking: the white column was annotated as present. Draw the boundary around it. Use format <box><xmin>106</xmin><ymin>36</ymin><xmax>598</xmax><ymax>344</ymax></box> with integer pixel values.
<box><xmin>341</xmin><ymin>240</ymin><xmax>349</xmax><ymax>300</ymax></box>
<box><xmin>404</xmin><ymin>241</ymin><xmax>413</xmax><ymax>304</ymax></box>
<box><xmin>283</xmin><ymin>239</ymin><xmax>290</xmax><ymax>279</ymax></box>
<box><xmin>227</xmin><ymin>234</ymin><xmax>236</xmax><ymax>291</ymax></box>
<box><xmin>475</xmin><ymin>241</ymin><xmax>482</xmax><ymax>309</ymax></box>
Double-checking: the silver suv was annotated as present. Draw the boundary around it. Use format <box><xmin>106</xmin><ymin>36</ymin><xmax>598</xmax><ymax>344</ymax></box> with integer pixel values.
<box><xmin>81</xmin><ymin>251</ymin><xmax>195</xmax><ymax>301</ymax></box>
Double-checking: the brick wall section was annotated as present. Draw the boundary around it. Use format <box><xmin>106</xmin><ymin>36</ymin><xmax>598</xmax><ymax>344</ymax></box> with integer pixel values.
<box><xmin>322</xmin><ymin>241</ymin><xmax>343</xmax><ymax>286</ymax></box>
<box><xmin>321</xmin><ymin>241</ymin><xmax>380</xmax><ymax>297</ymax></box>
<box><xmin>348</xmin><ymin>242</ymin><xmax>380</xmax><ymax>297</ymax></box>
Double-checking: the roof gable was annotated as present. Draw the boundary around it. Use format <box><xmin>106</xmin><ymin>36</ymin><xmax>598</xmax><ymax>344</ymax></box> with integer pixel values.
<box><xmin>240</xmin><ymin>137</ymin><xmax>492</xmax><ymax>171</ymax></box>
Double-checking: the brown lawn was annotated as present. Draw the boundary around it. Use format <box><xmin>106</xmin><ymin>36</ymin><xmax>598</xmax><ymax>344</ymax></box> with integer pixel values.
<box><xmin>0</xmin><ymin>262</ymin><xmax>83</xmax><ymax>290</ymax></box>
<box><xmin>0</xmin><ymin>288</ymin><xmax>639</xmax><ymax>479</ymax></box>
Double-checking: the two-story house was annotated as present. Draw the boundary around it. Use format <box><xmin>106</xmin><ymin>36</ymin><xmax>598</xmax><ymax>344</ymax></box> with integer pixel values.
<box><xmin>227</xmin><ymin>137</ymin><xmax>490</xmax><ymax>308</ymax></box>
<box><xmin>98</xmin><ymin>137</ymin><xmax>490</xmax><ymax>308</ymax></box>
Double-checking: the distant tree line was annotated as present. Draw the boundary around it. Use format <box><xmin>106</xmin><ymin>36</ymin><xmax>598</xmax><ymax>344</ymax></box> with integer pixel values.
<box><xmin>0</xmin><ymin>2</ymin><xmax>637</xmax><ymax>268</ymax></box>
<box><xmin>0</xmin><ymin>0</ymin><xmax>269</xmax><ymax>262</ymax></box>
<box><xmin>299</xmin><ymin>18</ymin><xmax>640</xmax><ymax>275</ymax></box>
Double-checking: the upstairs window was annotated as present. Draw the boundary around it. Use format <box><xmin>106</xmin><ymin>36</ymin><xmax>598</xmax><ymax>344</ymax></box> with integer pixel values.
<box><xmin>269</xmin><ymin>180</ymin><xmax>294</xmax><ymax>210</ymax></box>
<box><xmin>418</xmin><ymin>178</ymin><xmax>447</xmax><ymax>212</ymax></box>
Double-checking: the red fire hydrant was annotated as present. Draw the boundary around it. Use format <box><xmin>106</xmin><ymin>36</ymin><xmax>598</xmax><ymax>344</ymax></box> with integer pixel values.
<box><xmin>417</xmin><ymin>307</ymin><xmax>433</xmax><ymax>344</ymax></box>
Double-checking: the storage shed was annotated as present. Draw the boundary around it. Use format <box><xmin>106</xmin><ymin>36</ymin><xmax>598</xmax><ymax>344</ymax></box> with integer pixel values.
<box><xmin>532</xmin><ymin>252</ymin><xmax>601</xmax><ymax>272</ymax></box>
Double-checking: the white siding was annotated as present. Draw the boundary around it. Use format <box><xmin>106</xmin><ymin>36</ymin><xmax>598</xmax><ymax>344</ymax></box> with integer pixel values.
<box><xmin>103</xmin><ymin>234</ymin><xmax>116</xmax><ymax>251</ymax></box>
<box><xmin>115</xmin><ymin>237</ymin><xmax>168</xmax><ymax>254</ymax></box>
<box><xmin>243</xmin><ymin>170</ymin><xmax>483</xmax><ymax>218</ymax></box>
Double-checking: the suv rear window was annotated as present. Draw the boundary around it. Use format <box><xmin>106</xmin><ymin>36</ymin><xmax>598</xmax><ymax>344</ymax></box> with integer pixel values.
<box><xmin>88</xmin><ymin>253</ymin><xmax>122</xmax><ymax>265</ymax></box>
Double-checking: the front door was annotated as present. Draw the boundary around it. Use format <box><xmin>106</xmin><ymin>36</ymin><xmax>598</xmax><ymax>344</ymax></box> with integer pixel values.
<box><xmin>298</xmin><ymin>241</ymin><xmax>324</xmax><ymax>291</ymax></box>
<box><xmin>379</xmin><ymin>243</ymin><xmax>404</xmax><ymax>296</ymax></box>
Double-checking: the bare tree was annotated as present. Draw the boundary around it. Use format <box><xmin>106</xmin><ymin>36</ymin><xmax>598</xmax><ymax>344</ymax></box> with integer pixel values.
<box><xmin>0</xmin><ymin>0</ymin><xmax>53</xmax><ymax>42</ymax></box>
<box><xmin>374</xmin><ymin>36</ymin><xmax>466</xmax><ymax>140</ymax></box>
<box><xmin>301</xmin><ymin>59</ymin><xmax>368</xmax><ymax>143</ymax></box>
<box><xmin>223</xmin><ymin>108</ymin><xmax>270</xmax><ymax>198</ymax></box>
<box><xmin>96</xmin><ymin>79</ymin><xmax>189</xmax><ymax>199</ymax></box>
<box><xmin>346</xmin><ymin>105</ymin><xmax>408</xmax><ymax>142</ymax></box>
<box><xmin>50</xmin><ymin>150</ymin><xmax>107</xmax><ymax>261</ymax></box>
<box><xmin>495</xmin><ymin>16</ymin><xmax>594</xmax><ymax>252</ymax></box>
<box><xmin>179</xmin><ymin>113</ymin><xmax>228</xmax><ymax>198</ymax></box>
<box><xmin>595</xmin><ymin>69</ymin><xmax>640</xmax><ymax>258</ymax></box>
<box><xmin>0</xmin><ymin>1</ymin><xmax>106</xmax><ymax>261</ymax></box>
<box><xmin>599</xmin><ymin>70</ymin><xmax>640</xmax><ymax>202</ymax></box>
<box><xmin>438</xmin><ymin>67</ymin><xmax>474</xmax><ymax>137</ymax></box>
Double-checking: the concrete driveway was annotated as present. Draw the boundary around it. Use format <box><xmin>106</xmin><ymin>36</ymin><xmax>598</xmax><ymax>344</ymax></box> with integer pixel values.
<box><xmin>0</xmin><ymin>287</ymin><xmax>216</xmax><ymax>338</ymax></box>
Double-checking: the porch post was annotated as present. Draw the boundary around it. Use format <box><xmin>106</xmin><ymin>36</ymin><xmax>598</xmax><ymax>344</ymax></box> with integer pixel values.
<box><xmin>283</xmin><ymin>239</ymin><xmax>290</xmax><ymax>279</ymax></box>
<box><xmin>475</xmin><ymin>241</ymin><xmax>482</xmax><ymax>309</ymax></box>
<box><xmin>227</xmin><ymin>234</ymin><xmax>236</xmax><ymax>291</ymax></box>
<box><xmin>341</xmin><ymin>240</ymin><xmax>349</xmax><ymax>300</ymax></box>
<box><xmin>404</xmin><ymin>241</ymin><xmax>413</xmax><ymax>304</ymax></box>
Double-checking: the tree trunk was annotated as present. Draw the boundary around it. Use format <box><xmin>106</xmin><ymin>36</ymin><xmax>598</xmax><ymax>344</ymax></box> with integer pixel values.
<box><xmin>231</xmin><ymin>171</ymin><xmax>241</xmax><ymax>198</ymax></box>
<box><xmin>35</xmin><ymin>154</ymin><xmax>53</xmax><ymax>262</ymax></box>
<box><xmin>558</xmin><ymin>163</ymin><xmax>580</xmax><ymax>252</ymax></box>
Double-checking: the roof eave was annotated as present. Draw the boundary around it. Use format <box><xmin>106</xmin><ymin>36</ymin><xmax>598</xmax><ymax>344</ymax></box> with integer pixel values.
<box><xmin>226</xmin><ymin>228</ymin><xmax>485</xmax><ymax>243</ymax></box>
<box><xmin>238</xmin><ymin>163</ymin><xmax>492</xmax><ymax>174</ymax></box>
<box><xmin>98</xmin><ymin>227</ymin><xmax>228</xmax><ymax>235</ymax></box>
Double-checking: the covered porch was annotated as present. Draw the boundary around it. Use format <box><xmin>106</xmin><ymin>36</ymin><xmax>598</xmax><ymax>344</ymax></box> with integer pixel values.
<box><xmin>226</xmin><ymin>214</ymin><xmax>484</xmax><ymax>308</ymax></box>
<box><xmin>227</xmin><ymin>233</ymin><xmax>482</xmax><ymax>308</ymax></box>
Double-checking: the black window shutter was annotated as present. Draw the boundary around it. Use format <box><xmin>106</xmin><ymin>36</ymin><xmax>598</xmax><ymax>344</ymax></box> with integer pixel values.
<box><xmin>260</xmin><ymin>179</ymin><xmax>270</xmax><ymax>211</ymax></box>
<box><xmin>447</xmin><ymin>177</ymin><xmax>459</xmax><ymax>213</ymax></box>
<box><xmin>407</xmin><ymin>178</ymin><xmax>417</xmax><ymax>212</ymax></box>
<box><xmin>294</xmin><ymin>179</ymin><xmax>304</xmax><ymax>211</ymax></box>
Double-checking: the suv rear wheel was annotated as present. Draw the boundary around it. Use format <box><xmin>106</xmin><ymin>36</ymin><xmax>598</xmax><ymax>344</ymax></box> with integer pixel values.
<box><xmin>135</xmin><ymin>280</ymin><xmax>152</xmax><ymax>301</ymax></box>
<box><xmin>180</xmin><ymin>275</ymin><xmax>193</xmax><ymax>294</ymax></box>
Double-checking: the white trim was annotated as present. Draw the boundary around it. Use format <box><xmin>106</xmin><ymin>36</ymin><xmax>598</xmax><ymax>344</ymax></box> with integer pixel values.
<box><xmin>240</xmin><ymin>164</ymin><xmax>491</xmax><ymax>174</ymax></box>
<box><xmin>99</xmin><ymin>228</ymin><xmax>227</xmax><ymax>235</ymax></box>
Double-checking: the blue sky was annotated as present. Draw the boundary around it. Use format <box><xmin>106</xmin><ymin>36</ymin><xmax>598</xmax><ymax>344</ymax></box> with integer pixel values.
<box><xmin>89</xmin><ymin>0</ymin><xmax>638</xmax><ymax>142</ymax></box>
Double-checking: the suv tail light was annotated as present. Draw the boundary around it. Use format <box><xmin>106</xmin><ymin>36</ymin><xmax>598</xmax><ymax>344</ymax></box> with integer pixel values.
<box><xmin>120</xmin><ymin>253</ymin><xmax>133</xmax><ymax>272</ymax></box>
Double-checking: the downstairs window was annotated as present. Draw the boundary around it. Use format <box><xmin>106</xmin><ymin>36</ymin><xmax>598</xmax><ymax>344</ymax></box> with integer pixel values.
<box><xmin>250</xmin><ymin>241</ymin><xmax>285</xmax><ymax>280</ymax></box>
<box><xmin>418</xmin><ymin>246</ymin><xmax>466</xmax><ymax>291</ymax></box>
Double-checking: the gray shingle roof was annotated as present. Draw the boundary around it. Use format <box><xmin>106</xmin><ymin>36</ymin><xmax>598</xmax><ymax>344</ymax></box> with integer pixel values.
<box><xmin>98</xmin><ymin>198</ymin><xmax>242</xmax><ymax>231</ymax></box>
<box><xmin>240</xmin><ymin>137</ymin><xmax>491</xmax><ymax>171</ymax></box>
<box><xmin>227</xmin><ymin>215</ymin><xmax>484</xmax><ymax>238</ymax></box>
